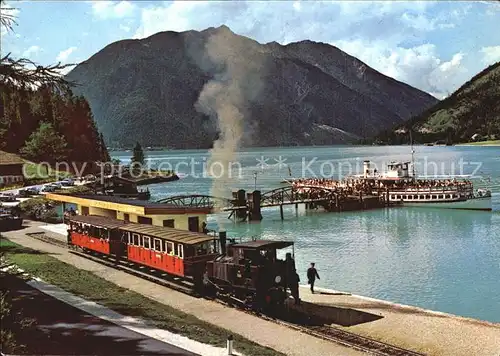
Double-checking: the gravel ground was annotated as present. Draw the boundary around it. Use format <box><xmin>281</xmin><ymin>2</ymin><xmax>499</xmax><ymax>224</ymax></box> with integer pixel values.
<box><xmin>297</xmin><ymin>286</ymin><xmax>500</xmax><ymax>356</ymax></box>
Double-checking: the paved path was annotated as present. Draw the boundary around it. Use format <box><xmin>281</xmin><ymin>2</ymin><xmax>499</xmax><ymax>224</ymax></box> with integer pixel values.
<box><xmin>2</xmin><ymin>223</ymin><xmax>366</xmax><ymax>356</ymax></box>
<box><xmin>3</xmin><ymin>274</ymin><xmax>198</xmax><ymax>356</ymax></box>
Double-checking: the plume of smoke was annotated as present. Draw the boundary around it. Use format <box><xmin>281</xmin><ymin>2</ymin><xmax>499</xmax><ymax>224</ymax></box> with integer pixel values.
<box><xmin>195</xmin><ymin>28</ymin><xmax>264</xmax><ymax>229</ymax></box>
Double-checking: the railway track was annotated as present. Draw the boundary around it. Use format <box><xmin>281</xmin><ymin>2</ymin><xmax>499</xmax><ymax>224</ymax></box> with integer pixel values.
<box><xmin>269</xmin><ymin>321</ymin><xmax>425</xmax><ymax>356</ymax></box>
<box><xmin>24</xmin><ymin>232</ymin><xmax>427</xmax><ymax>356</ymax></box>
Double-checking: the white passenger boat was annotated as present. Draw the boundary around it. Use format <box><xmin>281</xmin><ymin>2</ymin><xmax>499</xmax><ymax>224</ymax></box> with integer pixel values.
<box><xmin>355</xmin><ymin>160</ymin><xmax>492</xmax><ymax>211</ymax></box>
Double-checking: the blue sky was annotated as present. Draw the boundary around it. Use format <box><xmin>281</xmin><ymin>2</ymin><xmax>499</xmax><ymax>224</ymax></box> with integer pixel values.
<box><xmin>1</xmin><ymin>1</ymin><xmax>499</xmax><ymax>98</ymax></box>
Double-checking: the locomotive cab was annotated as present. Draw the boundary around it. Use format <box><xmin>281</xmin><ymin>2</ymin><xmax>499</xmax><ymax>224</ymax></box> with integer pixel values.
<box><xmin>206</xmin><ymin>239</ymin><xmax>296</xmax><ymax>310</ymax></box>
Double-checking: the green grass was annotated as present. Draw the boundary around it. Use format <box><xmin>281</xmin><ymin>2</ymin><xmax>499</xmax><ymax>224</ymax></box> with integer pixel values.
<box><xmin>457</xmin><ymin>140</ymin><xmax>500</xmax><ymax>146</ymax></box>
<box><xmin>424</xmin><ymin>109</ymin><xmax>455</xmax><ymax>131</ymax></box>
<box><xmin>0</xmin><ymin>238</ymin><xmax>284</xmax><ymax>356</ymax></box>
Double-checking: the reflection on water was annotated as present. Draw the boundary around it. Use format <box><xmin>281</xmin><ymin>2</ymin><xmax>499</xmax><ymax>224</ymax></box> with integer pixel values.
<box><xmin>113</xmin><ymin>146</ymin><xmax>500</xmax><ymax>323</ymax></box>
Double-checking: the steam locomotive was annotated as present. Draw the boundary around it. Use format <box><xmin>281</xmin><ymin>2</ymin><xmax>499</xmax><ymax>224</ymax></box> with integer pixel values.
<box><xmin>67</xmin><ymin>215</ymin><xmax>299</xmax><ymax>309</ymax></box>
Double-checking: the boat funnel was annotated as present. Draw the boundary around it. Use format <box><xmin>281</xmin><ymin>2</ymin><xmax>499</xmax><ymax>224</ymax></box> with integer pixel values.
<box><xmin>219</xmin><ymin>230</ymin><xmax>227</xmax><ymax>254</ymax></box>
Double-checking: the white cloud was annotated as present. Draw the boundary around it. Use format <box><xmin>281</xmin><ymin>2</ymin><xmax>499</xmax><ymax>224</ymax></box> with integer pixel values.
<box><xmin>119</xmin><ymin>24</ymin><xmax>130</xmax><ymax>32</ymax></box>
<box><xmin>22</xmin><ymin>45</ymin><xmax>41</xmax><ymax>57</ymax></box>
<box><xmin>133</xmin><ymin>1</ymin><xmax>217</xmax><ymax>39</ymax></box>
<box><xmin>484</xmin><ymin>2</ymin><xmax>500</xmax><ymax>16</ymax></box>
<box><xmin>56</xmin><ymin>46</ymin><xmax>77</xmax><ymax>62</ymax></box>
<box><xmin>480</xmin><ymin>46</ymin><xmax>500</xmax><ymax>65</ymax></box>
<box><xmin>129</xmin><ymin>1</ymin><xmax>483</xmax><ymax>97</ymax></box>
<box><xmin>334</xmin><ymin>40</ymin><xmax>467</xmax><ymax>98</ymax></box>
<box><xmin>133</xmin><ymin>1</ymin><xmax>441</xmax><ymax>42</ymax></box>
<box><xmin>400</xmin><ymin>12</ymin><xmax>437</xmax><ymax>31</ymax></box>
<box><xmin>92</xmin><ymin>1</ymin><xmax>135</xmax><ymax>19</ymax></box>
<box><xmin>428</xmin><ymin>52</ymin><xmax>466</xmax><ymax>97</ymax></box>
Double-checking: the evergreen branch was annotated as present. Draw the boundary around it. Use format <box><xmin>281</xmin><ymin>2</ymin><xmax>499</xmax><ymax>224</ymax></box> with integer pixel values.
<box><xmin>0</xmin><ymin>2</ymin><xmax>17</xmax><ymax>32</ymax></box>
<box><xmin>0</xmin><ymin>53</ymin><xmax>78</xmax><ymax>92</ymax></box>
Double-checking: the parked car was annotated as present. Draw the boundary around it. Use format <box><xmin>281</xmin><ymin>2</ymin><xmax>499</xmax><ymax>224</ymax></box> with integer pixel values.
<box><xmin>0</xmin><ymin>194</ymin><xmax>16</xmax><ymax>202</ymax></box>
<box><xmin>40</xmin><ymin>185</ymin><xmax>56</xmax><ymax>193</ymax></box>
<box><xmin>60</xmin><ymin>180</ymin><xmax>74</xmax><ymax>187</ymax></box>
<box><xmin>18</xmin><ymin>187</ymin><xmax>40</xmax><ymax>198</ymax></box>
<box><xmin>26</xmin><ymin>187</ymin><xmax>40</xmax><ymax>195</ymax></box>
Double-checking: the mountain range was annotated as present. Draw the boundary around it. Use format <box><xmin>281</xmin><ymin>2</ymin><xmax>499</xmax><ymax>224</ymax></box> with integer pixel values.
<box><xmin>66</xmin><ymin>25</ymin><xmax>438</xmax><ymax>148</ymax></box>
<box><xmin>375</xmin><ymin>61</ymin><xmax>500</xmax><ymax>144</ymax></box>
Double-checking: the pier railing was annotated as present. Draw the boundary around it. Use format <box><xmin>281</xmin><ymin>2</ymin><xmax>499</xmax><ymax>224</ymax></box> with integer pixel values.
<box><xmin>156</xmin><ymin>185</ymin><xmax>387</xmax><ymax>221</ymax></box>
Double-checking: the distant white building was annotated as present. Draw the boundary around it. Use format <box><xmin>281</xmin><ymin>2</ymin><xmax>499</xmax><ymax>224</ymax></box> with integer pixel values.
<box><xmin>471</xmin><ymin>133</ymin><xmax>480</xmax><ymax>141</ymax></box>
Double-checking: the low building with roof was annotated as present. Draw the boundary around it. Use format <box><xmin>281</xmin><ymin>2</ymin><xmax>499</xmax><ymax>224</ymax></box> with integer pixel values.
<box><xmin>45</xmin><ymin>193</ymin><xmax>211</xmax><ymax>232</ymax></box>
<box><xmin>0</xmin><ymin>151</ymin><xmax>25</xmax><ymax>187</ymax></box>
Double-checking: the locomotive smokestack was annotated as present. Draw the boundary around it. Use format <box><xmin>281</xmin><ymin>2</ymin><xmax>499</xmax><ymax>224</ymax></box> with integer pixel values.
<box><xmin>219</xmin><ymin>230</ymin><xmax>227</xmax><ymax>255</ymax></box>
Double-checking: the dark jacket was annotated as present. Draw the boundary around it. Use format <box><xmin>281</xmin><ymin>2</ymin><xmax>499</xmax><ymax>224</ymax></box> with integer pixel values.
<box><xmin>307</xmin><ymin>267</ymin><xmax>320</xmax><ymax>282</ymax></box>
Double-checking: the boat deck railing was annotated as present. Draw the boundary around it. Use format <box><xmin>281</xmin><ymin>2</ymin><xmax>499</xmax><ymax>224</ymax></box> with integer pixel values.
<box><xmin>385</xmin><ymin>185</ymin><xmax>473</xmax><ymax>193</ymax></box>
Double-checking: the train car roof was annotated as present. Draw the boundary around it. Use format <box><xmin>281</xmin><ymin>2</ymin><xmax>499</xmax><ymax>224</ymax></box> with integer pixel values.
<box><xmin>69</xmin><ymin>215</ymin><xmax>128</xmax><ymax>229</ymax></box>
<box><xmin>120</xmin><ymin>224</ymin><xmax>216</xmax><ymax>245</ymax></box>
<box><xmin>68</xmin><ymin>215</ymin><xmax>215</xmax><ymax>245</ymax></box>
<box><xmin>231</xmin><ymin>240</ymin><xmax>294</xmax><ymax>250</ymax></box>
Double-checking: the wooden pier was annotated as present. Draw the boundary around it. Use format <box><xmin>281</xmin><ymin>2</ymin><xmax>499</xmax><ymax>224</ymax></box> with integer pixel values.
<box><xmin>157</xmin><ymin>186</ymin><xmax>393</xmax><ymax>222</ymax></box>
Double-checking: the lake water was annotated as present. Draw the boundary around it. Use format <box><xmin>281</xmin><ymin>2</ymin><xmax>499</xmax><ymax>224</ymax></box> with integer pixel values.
<box><xmin>112</xmin><ymin>145</ymin><xmax>500</xmax><ymax>323</ymax></box>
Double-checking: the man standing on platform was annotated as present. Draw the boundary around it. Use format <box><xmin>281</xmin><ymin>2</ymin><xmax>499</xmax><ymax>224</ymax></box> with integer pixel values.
<box><xmin>307</xmin><ymin>263</ymin><xmax>320</xmax><ymax>293</ymax></box>
<box><xmin>285</xmin><ymin>253</ymin><xmax>300</xmax><ymax>304</ymax></box>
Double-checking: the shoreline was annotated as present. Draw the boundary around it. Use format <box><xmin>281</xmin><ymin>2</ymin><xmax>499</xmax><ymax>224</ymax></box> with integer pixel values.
<box><xmin>108</xmin><ymin>142</ymin><xmax>500</xmax><ymax>152</ymax></box>
<box><xmin>456</xmin><ymin>144</ymin><xmax>500</xmax><ymax>147</ymax></box>
<box><xmin>301</xmin><ymin>285</ymin><xmax>499</xmax><ymax>326</ymax></box>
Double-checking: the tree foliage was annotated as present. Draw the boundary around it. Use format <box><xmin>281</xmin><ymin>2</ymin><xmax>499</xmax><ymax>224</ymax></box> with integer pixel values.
<box><xmin>1</xmin><ymin>85</ymin><xmax>110</xmax><ymax>163</ymax></box>
<box><xmin>131</xmin><ymin>142</ymin><xmax>145</xmax><ymax>166</ymax></box>
<box><xmin>99</xmin><ymin>133</ymin><xmax>110</xmax><ymax>162</ymax></box>
<box><xmin>0</xmin><ymin>0</ymin><xmax>75</xmax><ymax>92</ymax></box>
<box><xmin>0</xmin><ymin>54</ymin><xmax>76</xmax><ymax>92</ymax></box>
<box><xmin>20</xmin><ymin>122</ymin><xmax>67</xmax><ymax>164</ymax></box>
<box><xmin>0</xmin><ymin>1</ymin><xmax>109</xmax><ymax>165</ymax></box>
<box><xmin>372</xmin><ymin>62</ymin><xmax>500</xmax><ymax>145</ymax></box>
<box><xmin>0</xmin><ymin>0</ymin><xmax>16</xmax><ymax>31</ymax></box>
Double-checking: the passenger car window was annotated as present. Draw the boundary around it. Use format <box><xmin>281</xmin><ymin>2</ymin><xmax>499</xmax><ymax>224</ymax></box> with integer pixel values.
<box><xmin>166</xmin><ymin>241</ymin><xmax>174</xmax><ymax>254</ymax></box>
<box><xmin>154</xmin><ymin>239</ymin><xmax>162</xmax><ymax>252</ymax></box>
<box><xmin>177</xmin><ymin>244</ymin><xmax>184</xmax><ymax>259</ymax></box>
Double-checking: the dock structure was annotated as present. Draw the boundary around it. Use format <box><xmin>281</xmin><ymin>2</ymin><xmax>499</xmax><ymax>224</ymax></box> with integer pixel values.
<box><xmin>156</xmin><ymin>185</ymin><xmax>391</xmax><ymax>221</ymax></box>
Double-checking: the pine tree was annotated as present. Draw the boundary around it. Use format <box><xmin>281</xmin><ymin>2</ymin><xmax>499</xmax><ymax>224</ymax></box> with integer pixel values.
<box><xmin>131</xmin><ymin>142</ymin><xmax>145</xmax><ymax>174</ymax></box>
<box><xmin>131</xmin><ymin>142</ymin><xmax>145</xmax><ymax>165</ymax></box>
<box><xmin>0</xmin><ymin>1</ymin><xmax>108</xmax><ymax>165</ymax></box>
<box><xmin>20</xmin><ymin>122</ymin><xmax>67</xmax><ymax>165</ymax></box>
<box><xmin>99</xmin><ymin>133</ymin><xmax>110</xmax><ymax>161</ymax></box>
